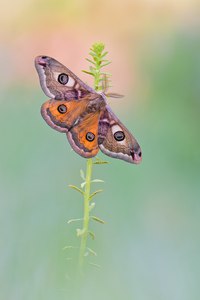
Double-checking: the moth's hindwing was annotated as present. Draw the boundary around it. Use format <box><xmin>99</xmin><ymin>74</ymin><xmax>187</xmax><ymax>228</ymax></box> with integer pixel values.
<box><xmin>98</xmin><ymin>106</ymin><xmax>142</xmax><ymax>164</ymax></box>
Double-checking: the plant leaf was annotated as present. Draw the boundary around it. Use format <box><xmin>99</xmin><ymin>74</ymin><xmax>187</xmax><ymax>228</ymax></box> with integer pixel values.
<box><xmin>91</xmin><ymin>216</ymin><xmax>105</xmax><ymax>224</ymax></box>
<box><xmin>87</xmin><ymin>247</ymin><xmax>97</xmax><ymax>256</ymax></box>
<box><xmin>93</xmin><ymin>160</ymin><xmax>109</xmax><ymax>165</ymax></box>
<box><xmin>68</xmin><ymin>185</ymin><xmax>84</xmax><ymax>195</ymax></box>
<box><xmin>86</xmin><ymin>58</ymin><xmax>96</xmax><ymax>65</ymax></box>
<box><xmin>89</xmin><ymin>202</ymin><xmax>96</xmax><ymax>211</ymax></box>
<box><xmin>89</xmin><ymin>262</ymin><xmax>101</xmax><ymax>268</ymax></box>
<box><xmin>76</xmin><ymin>228</ymin><xmax>86</xmax><ymax>237</ymax></box>
<box><xmin>81</xmin><ymin>181</ymin><xmax>86</xmax><ymax>188</ymax></box>
<box><xmin>88</xmin><ymin>231</ymin><xmax>96</xmax><ymax>240</ymax></box>
<box><xmin>101</xmin><ymin>51</ymin><xmax>108</xmax><ymax>58</ymax></box>
<box><xmin>82</xmin><ymin>70</ymin><xmax>94</xmax><ymax>76</ymax></box>
<box><xmin>67</xmin><ymin>218</ymin><xmax>83</xmax><ymax>224</ymax></box>
<box><xmin>100</xmin><ymin>72</ymin><xmax>112</xmax><ymax>76</ymax></box>
<box><xmin>93</xmin><ymin>157</ymin><xmax>109</xmax><ymax>164</ymax></box>
<box><xmin>80</xmin><ymin>169</ymin><xmax>85</xmax><ymax>180</ymax></box>
<box><xmin>84</xmin><ymin>251</ymin><xmax>89</xmax><ymax>257</ymax></box>
<box><xmin>63</xmin><ymin>245</ymin><xmax>78</xmax><ymax>250</ymax></box>
<box><xmin>91</xmin><ymin>179</ymin><xmax>104</xmax><ymax>183</ymax></box>
<box><xmin>101</xmin><ymin>62</ymin><xmax>111</xmax><ymax>68</ymax></box>
<box><xmin>89</xmin><ymin>189</ymin><xmax>103</xmax><ymax>200</ymax></box>
<box><xmin>89</xmin><ymin>51</ymin><xmax>97</xmax><ymax>57</ymax></box>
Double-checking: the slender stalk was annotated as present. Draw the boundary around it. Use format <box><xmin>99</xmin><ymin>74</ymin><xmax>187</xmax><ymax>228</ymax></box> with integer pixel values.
<box><xmin>77</xmin><ymin>42</ymin><xmax>110</xmax><ymax>273</ymax></box>
<box><xmin>78</xmin><ymin>158</ymin><xmax>93</xmax><ymax>269</ymax></box>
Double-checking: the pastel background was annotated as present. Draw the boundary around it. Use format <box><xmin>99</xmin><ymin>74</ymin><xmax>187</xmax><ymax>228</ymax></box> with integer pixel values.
<box><xmin>1</xmin><ymin>1</ymin><xmax>200</xmax><ymax>299</ymax></box>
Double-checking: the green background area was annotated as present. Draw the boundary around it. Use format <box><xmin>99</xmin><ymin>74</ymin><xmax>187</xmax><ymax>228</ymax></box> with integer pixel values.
<box><xmin>1</xmin><ymin>1</ymin><xmax>200</xmax><ymax>299</ymax></box>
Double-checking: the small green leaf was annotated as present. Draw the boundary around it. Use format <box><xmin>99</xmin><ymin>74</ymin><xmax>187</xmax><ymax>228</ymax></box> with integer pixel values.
<box><xmin>67</xmin><ymin>218</ymin><xmax>83</xmax><ymax>224</ymax></box>
<box><xmin>87</xmin><ymin>247</ymin><xmax>97</xmax><ymax>256</ymax></box>
<box><xmin>101</xmin><ymin>72</ymin><xmax>112</xmax><ymax>76</ymax></box>
<box><xmin>89</xmin><ymin>189</ymin><xmax>103</xmax><ymax>200</ymax></box>
<box><xmin>68</xmin><ymin>185</ymin><xmax>84</xmax><ymax>195</ymax></box>
<box><xmin>102</xmin><ymin>72</ymin><xmax>111</xmax><ymax>76</ymax></box>
<box><xmin>89</xmin><ymin>202</ymin><xmax>96</xmax><ymax>211</ymax></box>
<box><xmin>101</xmin><ymin>51</ymin><xmax>108</xmax><ymax>58</ymax></box>
<box><xmin>88</xmin><ymin>231</ymin><xmax>96</xmax><ymax>240</ymax></box>
<box><xmin>92</xmin><ymin>42</ymin><xmax>105</xmax><ymax>53</ymax></box>
<box><xmin>76</xmin><ymin>228</ymin><xmax>86</xmax><ymax>237</ymax></box>
<box><xmin>101</xmin><ymin>62</ymin><xmax>111</xmax><ymax>68</ymax></box>
<box><xmin>63</xmin><ymin>245</ymin><xmax>78</xmax><ymax>250</ymax></box>
<box><xmin>91</xmin><ymin>179</ymin><xmax>104</xmax><ymax>183</ymax></box>
<box><xmin>80</xmin><ymin>169</ymin><xmax>85</xmax><ymax>180</ymax></box>
<box><xmin>86</xmin><ymin>58</ymin><xmax>96</xmax><ymax>65</ymax></box>
<box><xmin>82</xmin><ymin>70</ymin><xmax>94</xmax><ymax>76</ymax></box>
<box><xmin>89</xmin><ymin>262</ymin><xmax>101</xmax><ymax>268</ymax></box>
<box><xmin>93</xmin><ymin>157</ymin><xmax>109</xmax><ymax>164</ymax></box>
<box><xmin>89</xmin><ymin>51</ymin><xmax>97</xmax><ymax>57</ymax></box>
<box><xmin>93</xmin><ymin>160</ymin><xmax>109</xmax><ymax>165</ymax></box>
<box><xmin>91</xmin><ymin>216</ymin><xmax>105</xmax><ymax>224</ymax></box>
<box><xmin>80</xmin><ymin>181</ymin><xmax>86</xmax><ymax>188</ymax></box>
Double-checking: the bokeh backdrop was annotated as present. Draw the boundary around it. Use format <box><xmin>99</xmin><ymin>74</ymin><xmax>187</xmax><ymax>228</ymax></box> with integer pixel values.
<box><xmin>1</xmin><ymin>1</ymin><xmax>200</xmax><ymax>299</ymax></box>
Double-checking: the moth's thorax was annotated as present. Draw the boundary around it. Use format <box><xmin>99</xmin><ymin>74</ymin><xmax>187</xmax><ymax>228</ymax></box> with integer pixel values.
<box><xmin>87</xmin><ymin>93</ymin><xmax>106</xmax><ymax>113</ymax></box>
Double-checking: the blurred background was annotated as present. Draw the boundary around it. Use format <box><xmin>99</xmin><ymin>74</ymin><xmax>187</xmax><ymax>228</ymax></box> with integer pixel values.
<box><xmin>1</xmin><ymin>0</ymin><xmax>200</xmax><ymax>299</ymax></box>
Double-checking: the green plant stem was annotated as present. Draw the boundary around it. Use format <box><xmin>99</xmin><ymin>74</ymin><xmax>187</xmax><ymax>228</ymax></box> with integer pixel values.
<box><xmin>78</xmin><ymin>42</ymin><xmax>109</xmax><ymax>272</ymax></box>
<box><xmin>94</xmin><ymin>71</ymin><xmax>100</xmax><ymax>91</ymax></box>
<box><xmin>78</xmin><ymin>158</ymin><xmax>93</xmax><ymax>270</ymax></box>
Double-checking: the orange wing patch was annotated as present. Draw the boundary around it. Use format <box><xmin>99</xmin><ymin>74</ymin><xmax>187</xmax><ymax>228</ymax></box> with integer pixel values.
<box><xmin>67</xmin><ymin>111</ymin><xmax>100</xmax><ymax>158</ymax></box>
<box><xmin>41</xmin><ymin>97</ymin><xmax>101</xmax><ymax>158</ymax></box>
<box><xmin>41</xmin><ymin>98</ymin><xmax>89</xmax><ymax>132</ymax></box>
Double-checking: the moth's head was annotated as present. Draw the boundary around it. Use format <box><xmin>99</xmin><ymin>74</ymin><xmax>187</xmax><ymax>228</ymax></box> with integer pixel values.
<box><xmin>35</xmin><ymin>55</ymin><xmax>50</xmax><ymax>67</ymax></box>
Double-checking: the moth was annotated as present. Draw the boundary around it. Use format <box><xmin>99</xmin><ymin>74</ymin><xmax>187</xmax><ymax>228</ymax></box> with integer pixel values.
<box><xmin>35</xmin><ymin>56</ymin><xmax>142</xmax><ymax>164</ymax></box>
